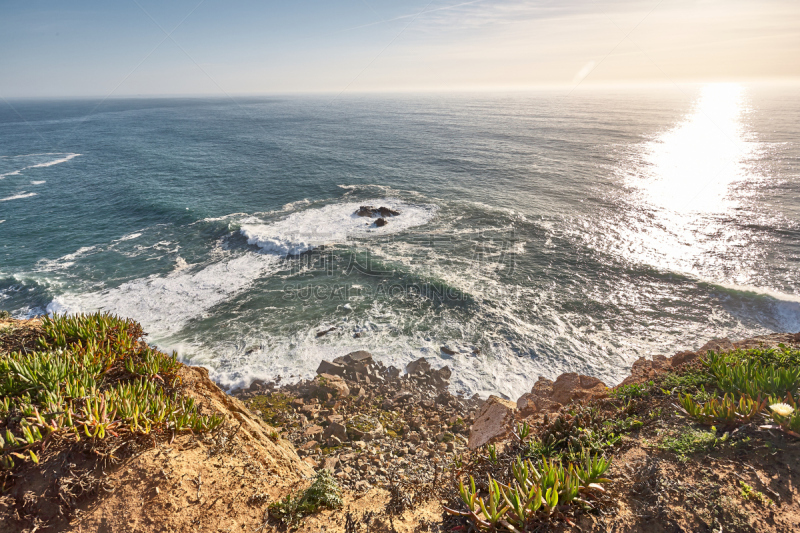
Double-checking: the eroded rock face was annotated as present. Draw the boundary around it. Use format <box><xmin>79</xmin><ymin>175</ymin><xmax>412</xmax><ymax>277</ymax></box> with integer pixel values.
<box><xmin>550</xmin><ymin>373</ymin><xmax>608</xmax><ymax>405</ymax></box>
<box><xmin>468</xmin><ymin>395</ymin><xmax>517</xmax><ymax>449</ymax></box>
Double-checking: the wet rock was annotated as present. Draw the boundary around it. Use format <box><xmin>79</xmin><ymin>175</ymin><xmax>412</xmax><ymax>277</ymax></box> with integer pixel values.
<box><xmin>316</xmin><ymin>326</ymin><xmax>336</xmax><ymax>337</ymax></box>
<box><xmin>355</xmin><ymin>206</ymin><xmax>400</xmax><ymax>218</ymax></box>
<box><xmin>374</xmin><ymin>218</ymin><xmax>388</xmax><ymax>227</ymax></box>
<box><xmin>406</xmin><ymin>358</ymin><xmax>431</xmax><ymax>375</ymax></box>
<box><xmin>468</xmin><ymin>395</ymin><xmax>517</xmax><ymax>450</ymax></box>
<box><xmin>440</xmin><ymin>345</ymin><xmax>456</xmax><ymax>356</ymax></box>
<box><xmin>377</xmin><ymin>206</ymin><xmax>400</xmax><ymax>217</ymax></box>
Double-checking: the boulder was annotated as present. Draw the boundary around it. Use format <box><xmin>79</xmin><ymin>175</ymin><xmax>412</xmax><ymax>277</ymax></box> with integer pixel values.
<box><xmin>311</xmin><ymin>374</ymin><xmax>350</xmax><ymax>399</ymax></box>
<box><xmin>619</xmin><ymin>355</ymin><xmax>671</xmax><ymax>386</ymax></box>
<box><xmin>697</xmin><ymin>338</ymin><xmax>735</xmax><ymax>354</ymax></box>
<box><xmin>336</xmin><ymin>350</ymin><xmax>373</xmax><ymax>365</ymax></box>
<box><xmin>356</xmin><ymin>205</ymin><xmax>376</xmax><ymax>217</ymax></box>
<box><xmin>550</xmin><ymin>373</ymin><xmax>608</xmax><ymax>405</ymax></box>
<box><xmin>346</xmin><ymin>415</ymin><xmax>384</xmax><ymax>441</ymax></box>
<box><xmin>468</xmin><ymin>395</ymin><xmax>517</xmax><ymax>449</ymax></box>
<box><xmin>440</xmin><ymin>345</ymin><xmax>456</xmax><ymax>355</ymax></box>
<box><xmin>406</xmin><ymin>357</ymin><xmax>431</xmax><ymax>375</ymax></box>
<box><xmin>374</xmin><ymin>218</ymin><xmax>388</xmax><ymax>227</ymax></box>
<box><xmin>516</xmin><ymin>392</ymin><xmax>539</xmax><ymax>417</ymax></box>
<box><xmin>323</xmin><ymin>422</ymin><xmax>348</xmax><ymax>442</ymax></box>
<box><xmin>316</xmin><ymin>360</ymin><xmax>345</xmax><ymax>377</ymax></box>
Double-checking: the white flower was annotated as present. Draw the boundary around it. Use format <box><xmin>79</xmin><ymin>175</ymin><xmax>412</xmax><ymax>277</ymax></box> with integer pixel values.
<box><xmin>770</xmin><ymin>403</ymin><xmax>794</xmax><ymax>417</ymax></box>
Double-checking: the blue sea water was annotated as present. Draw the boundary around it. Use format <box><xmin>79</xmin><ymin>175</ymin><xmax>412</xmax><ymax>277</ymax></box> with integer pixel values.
<box><xmin>1</xmin><ymin>84</ymin><xmax>799</xmax><ymax>399</ymax></box>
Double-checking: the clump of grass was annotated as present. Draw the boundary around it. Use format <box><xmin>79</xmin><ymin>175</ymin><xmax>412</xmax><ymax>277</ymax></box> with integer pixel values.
<box><xmin>661</xmin><ymin>368</ymin><xmax>714</xmax><ymax>394</ymax></box>
<box><xmin>610</xmin><ymin>381</ymin><xmax>653</xmax><ymax>401</ymax></box>
<box><xmin>738</xmin><ymin>480</ymin><xmax>774</xmax><ymax>506</ymax></box>
<box><xmin>0</xmin><ymin>312</ymin><xmax>223</xmax><ymax>470</ymax></box>
<box><xmin>446</xmin><ymin>453</ymin><xmax>611</xmax><ymax>530</ymax></box>
<box><xmin>658</xmin><ymin>427</ymin><xmax>728</xmax><ymax>460</ymax></box>
<box><xmin>268</xmin><ymin>469</ymin><xmax>343</xmax><ymax>528</ymax></box>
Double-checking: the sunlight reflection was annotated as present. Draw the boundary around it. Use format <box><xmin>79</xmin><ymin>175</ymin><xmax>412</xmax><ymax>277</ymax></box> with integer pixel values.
<box><xmin>608</xmin><ymin>83</ymin><xmax>762</xmax><ymax>280</ymax></box>
<box><xmin>640</xmin><ymin>83</ymin><xmax>752</xmax><ymax>213</ymax></box>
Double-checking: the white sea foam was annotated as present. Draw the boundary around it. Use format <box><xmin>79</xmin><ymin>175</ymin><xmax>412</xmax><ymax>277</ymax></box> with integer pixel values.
<box><xmin>29</xmin><ymin>153</ymin><xmax>81</xmax><ymax>169</ymax></box>
<box><xmin>0</xmin><ymin>153</ymin><xmax>81</xmax><ymax>178</ymax></box>
<box><xmin>30</xmin><ymin>181</ymin><xmax>46</xmax><ymax>185</ymax></box>
<box><xmin>47</xmin><ymin>253</ymin><xmax>282</xmax><ymax>337</ymax></box>
<box><xmin>118</xmin><ymin>232</ymin><xmax>142</xmax><ymax>241</ymax></box>
<box><xmin>0</xmin><ymin>192</ymin><xmax>37</xmax><ymax>202</ymax></box>
<box><xmin>240</xmin><ymin>199</ymin><xmax>437</xmax><ymax>257</ymax></box>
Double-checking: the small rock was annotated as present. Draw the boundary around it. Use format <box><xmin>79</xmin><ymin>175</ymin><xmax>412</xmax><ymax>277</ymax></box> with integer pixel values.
<box><xmin>316</xmin><ymin>326</ymin><xmax>336</xmax><ymax>337</ymax></box>
<box><xmin>374</xmin><ymin>218</ymin><xmax>388</xmax><ymax>227</ymax></box>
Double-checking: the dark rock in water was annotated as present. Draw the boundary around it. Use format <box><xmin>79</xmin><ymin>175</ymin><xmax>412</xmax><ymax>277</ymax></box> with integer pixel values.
<box><xmin>355</xmin><ymin>205</ymin><xmax>401</xmax><ymax>218</ymax></box>
<box><xmin>316</xmin><ymin>326</ymin><xmax>336</xmax><ymax>337</ymax></box>
<box><xmin>406</xmin><ymin>357</ymin><xmax>431</xmax><ymax>375</ymax></box>
<box><xmin>374</xmin><ymin>218</ymin><xmax>388</xmax><ymax>227</ymax></box>
<box><xmin>377</xmin><ymin>206</ymin><xmax>400</xmax><ymax>217</ymax></box>
<box><xmin>440</xmin><ymin>345</ymin><xmax>456</xmax><ymax>356</ymax></box>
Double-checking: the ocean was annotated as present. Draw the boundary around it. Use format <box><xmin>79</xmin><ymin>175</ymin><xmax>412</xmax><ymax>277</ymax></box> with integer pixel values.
<box><xmin>1</xmin><ymin>83</ymin><xmax>799</xmax><ymax>400</ymax></box>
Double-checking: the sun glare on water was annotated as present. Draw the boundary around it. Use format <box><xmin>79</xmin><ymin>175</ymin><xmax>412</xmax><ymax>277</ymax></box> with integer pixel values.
<box><xmin>641</xmin><ymin>83</ymin><xmax>753</xmax><ymax>214</ymax></box>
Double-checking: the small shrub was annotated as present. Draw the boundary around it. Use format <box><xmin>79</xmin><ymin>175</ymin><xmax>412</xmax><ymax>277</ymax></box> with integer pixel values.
<box><xmin>268</xmin><ymin>470</ymin><xmax>342</xmax><ymax>528</ymax></box>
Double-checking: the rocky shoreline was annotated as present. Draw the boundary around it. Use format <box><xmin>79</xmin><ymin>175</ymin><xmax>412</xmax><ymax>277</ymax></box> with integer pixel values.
<box><xmin>230</xmin><ymin>331</ymin><xmax>800</xmax><ymax>495</ymax></box>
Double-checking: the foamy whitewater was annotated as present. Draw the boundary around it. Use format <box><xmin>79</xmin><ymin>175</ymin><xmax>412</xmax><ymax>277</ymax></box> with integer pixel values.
<box><xmin>2</xmin><ymin>87</ymin><xmax>799</xmax><ymax>399</ymax></box>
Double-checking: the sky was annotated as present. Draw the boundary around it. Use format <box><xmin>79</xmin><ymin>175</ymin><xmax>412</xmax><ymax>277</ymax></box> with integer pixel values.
<box><xmin>1</xmin><ymin>0</ymin><xmax>799</xmax><ymax>97</ymax></box>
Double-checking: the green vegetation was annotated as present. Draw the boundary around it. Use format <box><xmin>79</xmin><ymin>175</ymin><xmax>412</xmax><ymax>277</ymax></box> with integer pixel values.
<box><xmin>0</xmin><ymin>313</ymin><xmax>222</xmax><ymax>470</ymax></box>
<box><xmin>658</xmin><ymin>427</ymin><xmax>728</xmax><ymax>460</ymax></box>
<box><xmin>679</xmin><ymin>393</ymin><xmax>765</xmax><ymax>428</ymax></box>
<box><xmin>609</xmin><ymin>381</ymin><xmax>653</xmax><ymax>401</ymax></box>
<box><xmin>706</xmin><ymin>350</ymin><xmax>800</xmax><ymax>399</ymax></box>
<box><xmin>672</xmin><ymin>347</ymin><xmax>800</xmax><ymax>437</ymax></box>
<box><xmin>247</xmin><ymin>393</ymin><xmax>295</xmax><ymax>427</ymax></box>
<box><xmin>738</xmin><ymin>480</ymin><xmax>774</xmax><ymax>506</ymax></box>
<box><xmin>446</xmin><ymin>453</ymin><xmax>611</xmax><ymax>530</ymax></box>
<box><xmin>535</xmin><ymin>405</ymin><xmax>622</xmax><ymax>461</ymax></box>
<box><xmin>268</xmin><ymin>469</ymin><xmax>343</xmax><ymax>528</ymax></box>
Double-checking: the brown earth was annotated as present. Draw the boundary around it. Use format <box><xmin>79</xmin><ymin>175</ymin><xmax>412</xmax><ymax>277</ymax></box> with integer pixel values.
<box><xmin>4</xmin><ymin>315</ymin><xmax>800</xmax><ymax>532</ymax></box>
<box><xmin>0</xmin><ymin>317</ymin><xmax>313</xmax><ymax>533</ymax></box>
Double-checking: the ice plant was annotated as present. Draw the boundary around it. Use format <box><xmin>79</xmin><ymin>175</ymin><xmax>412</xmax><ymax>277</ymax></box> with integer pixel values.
<box><xmin>770</xmin><ymin>403</ymin><xmax>794</xmax><ymax>417</ymax></box>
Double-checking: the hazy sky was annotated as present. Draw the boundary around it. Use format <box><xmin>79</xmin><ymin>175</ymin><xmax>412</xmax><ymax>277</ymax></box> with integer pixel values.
<box><xmin>2</xmin><ymin>0</ymin><xmax>799</xmax><ymax>97</ymax></box>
